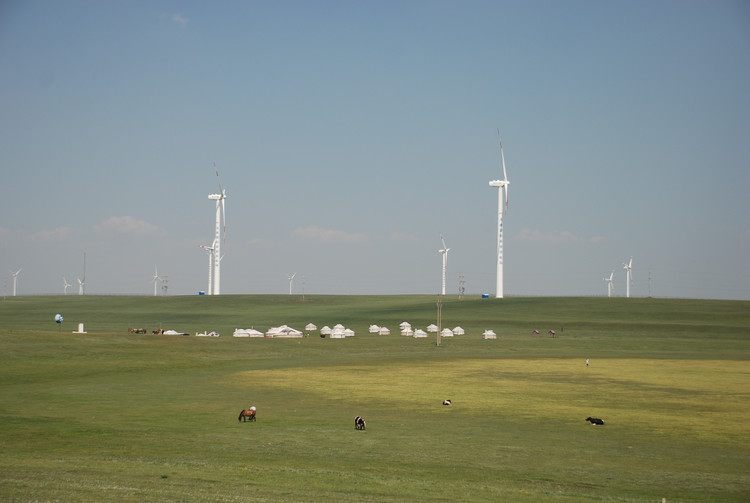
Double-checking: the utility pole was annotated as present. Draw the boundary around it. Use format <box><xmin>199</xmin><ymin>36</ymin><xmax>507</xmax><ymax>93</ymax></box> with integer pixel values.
<box><xmin>436</xmin><ymin>296</ymin><xmax>443</xmax><ymax>347</ymax></box>
<box><xmin>459</xmin><ymin>274</ymin><xmax>466</xmax><ymax>300</ymax></box>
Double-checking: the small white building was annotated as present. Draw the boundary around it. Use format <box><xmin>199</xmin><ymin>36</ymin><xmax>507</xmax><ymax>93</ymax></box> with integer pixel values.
<box><xmin>453</xmin><ymin>326</ymin><xmax>465</xmax><ymax>335</ymax></box>
<box><xmin>344</xmin><ymin>328</ymin><xmax>356</xmax><ymax>337</ymax></box>
<box><xmin>330</xmin><ymin>327</ymin><xmax>346</xmax><ymax>339</ymax></box>
<box><xmin>426</xmin><ymin>324</ymin><xmax>438</xmax><ymax>333</ymax></box>
<box><xmin>266</xmin><ymin>325</ymin><xmax>303</xmax><ymax>338</ymax></box>
<box><xmin>378</xmin><ymin>326</ymin><xmax>391</xmax><ymax>335</ymax></box>
<box><xmin>401</xmin><ymin>328</ymin><xmax>414</xmax><ymax>336</ymax></box>
<box><xmin>320</xmin><ymin>325</ymin><xmax>332</xmax><ymax>335</ymax></box>
<box><xmin>413</xmin><ymin>329</ymin><xmax>428</xmax><ymax>338</ymax></box>
<box><xmin>482</xmin><ymin>330</ymin><xmax>497</xmax><ymax>340</ymax></box>
<box><xmin>233</xmin><ymin>328</ymin><xmax>264</xmax><ymax>337</ymax></box>
<box><xmin>305</xmin><ymin>323</ymin><xmax>317</xmax><ymax>331</ymax></box>
<box><xmin>440</xmin><ymin>328</ymin><xmax>454</xmax><ymax>337</ymax></box>
<box><xmin>368</xmin><ymin>324</ymin><xmax>380</xmax><ymax>333</ymax></box>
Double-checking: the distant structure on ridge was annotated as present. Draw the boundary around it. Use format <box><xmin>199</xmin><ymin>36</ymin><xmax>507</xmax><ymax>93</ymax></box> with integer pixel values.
<box><xmin>438</xmin><ymin>234</ymin><xmax>450</xmax><ymax>295</ymax></box>
<box><xmin>200</xmin><ymin>168</ymin><xmax>227</xmax><ymax>295</ymax></box>
<box><xmin>622</xmin><ymin>256</ymin><xmax>633</xmax><ymax>298</ymax></box>
<box><xmin>488</xmin><ymin>132</ymin><xmax>510</xmax><ymax>298</ymax></box>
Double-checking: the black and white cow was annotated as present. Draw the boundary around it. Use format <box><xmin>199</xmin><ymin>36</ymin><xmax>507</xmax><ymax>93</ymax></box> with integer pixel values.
<box><xmin>585</xmin><ymin>417</ymin><xmax>604</xmax><ymax>425</ymax></box>
<box><xmin>354</xmin><ymin>416</ymin><xmax>366</xmax><ymax>430</ymax></box>
<box><xmin>442</xmin><ymin>399</ymin><xmax>452</xmax><ymax>406</ymax></box>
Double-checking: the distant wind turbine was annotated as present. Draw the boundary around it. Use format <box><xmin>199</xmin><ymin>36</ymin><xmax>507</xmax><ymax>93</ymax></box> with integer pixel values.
<box><xmin>287</xmin><ymin>273</ymin><xmax>296</xmax><ymax>295</ymax></box>
<box><xmin>603</xmin><ymin>270</ymin><xmax>615</xmax><ymax>297</ymax></box>
<box><xmin>152</xmin><ymin>266</ymin><xmax>161</xmax><ymax>296</ymax></box>
<box><xmin>63</xmin><ymin>277</ymin><xmax>72</xmax><ymax>294</ymax></box>
<box><xmin>622</xmin><ymin>256</ymin><xmax>633</xmax><ymax>298</ymax></box>
<box><xmin>9</xmin><ymin>268</ymin><xmax>21</xmax><ymax>296</ymax></box>
<box><xmin>204</xmin><ymin>167</ymin><xmax>227</xmax><ymax>295</ymax></box>
<box><xmin>438</xmin><ymin>234</ymin><xmax>450</xmax><ymax>295</ymax></box>
<box><xmin>488</xmin><ymin>131</ymin><xmax>510</xmax><ymax>299</ymax></box>
<box><xmin>77</xmin><ymin>277</ymin><xmax>84</xmax><ymax>296</ymax></box>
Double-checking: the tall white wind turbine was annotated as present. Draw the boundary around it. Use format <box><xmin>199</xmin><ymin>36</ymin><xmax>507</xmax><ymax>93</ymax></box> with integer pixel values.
<box><xmin>622</xmin><ymin>256</ymin><xmax>633</xmax><ymax>298</ymax></box>
<box><xmin>77</xmin><ymin>278</ymin><xmax>84</xmax><ymax>295</ymax></box>
<box><xmin>438</xmin><ymin>234</ymin><xmax>450</xmax><ymax>295</ymax></box>
<box><xmin>9</xmin><ymin>268</ymin><xmax>21</xmax><ymax>296</ymax></box>
<box><xmin>63</xmin><ymin>277</ymin><xmax>72</xmax><ymax>294</ymax></box>
<box><xmin>488</xmin><ymin>132</ymin><xmax>510</xmax><ymax>299</ymax></box>
<box><xmin>206</xmin><ymin>168</ymin><xmax>227</xmax><ymax>295</ymax></box>
<box><xmin>287</xmin><ymin>273</ymin><xmax>296</xmax><ymax>295</ymax></box>
<box><xmin>603</xmin><ymin>270</ymin><xmax>615</xmax><ymax>297</ymax></box>
<box><xmin>152</xmin><ymin>266</ymin><xmax>161</xmax><ymax>296</ymax></box>
<box><xmin>199</xmin><ymin>244</ymin><xmax>214</xmax><ymax>295</ymax></box>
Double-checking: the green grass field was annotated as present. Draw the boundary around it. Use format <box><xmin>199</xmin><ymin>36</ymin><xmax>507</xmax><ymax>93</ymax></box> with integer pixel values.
<box><xmin>1</xmin><ymin>295</ymin><xmax>748</xmax><ymax>502</ymax></box>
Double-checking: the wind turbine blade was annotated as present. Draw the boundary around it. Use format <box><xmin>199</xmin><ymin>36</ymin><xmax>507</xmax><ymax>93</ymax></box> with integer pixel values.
<box><xmin>440</xmin><ymin>234</ymin><xmax>447</xmax><ymax>251</ymax></box>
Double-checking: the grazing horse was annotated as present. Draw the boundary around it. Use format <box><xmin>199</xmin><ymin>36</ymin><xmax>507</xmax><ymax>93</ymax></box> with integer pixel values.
<box><xmin>354</xmin><ymin>415</ymin><xmax>366</xmax><ymax>430</ymax></box>
<box><xmin>442</xmin><ymin>399</ymin><xmax>452</xmax><ymax>405</ymax></box>
<box><xmin>239</xmin><ymin>408</ymin><xmax>256</xmax><ymax>422</ymax></box>
<box><xmin>585</xmin><ymin>417</ymin><xmax>604</xmax><ymax>425</ymax></box>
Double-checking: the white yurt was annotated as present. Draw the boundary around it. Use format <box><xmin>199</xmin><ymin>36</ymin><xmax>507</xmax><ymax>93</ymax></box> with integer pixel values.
<box><xmin>378</xmin><ymin>327</ymin><xmax>391</xmax><ymax>335</ymax></box>
<box><xmin>399</xmin><ymin>321</ymin><xmax>411</xmax><ymax>330</ymax></box>
<box><xmin>413</xmin><ymin>329</ymin><xmax>428</xmax><ymax>338</ymax></box>
<box><xmin>401</xmin><ymin>327</ymin><xmax>414</xmax><ymax>336</ymax></box>
<box><xmin>440</xmin><ymin>328</ymin><xmax>454</xmax><ymax>337</ymax></box>
<box><xmin>305</xmin><ymin>323</ymin><xmax>317</xmax><ymax>331</ymax></box>
<box><xmin>368</xmin><ymin>324</ymin><xmax>380</xmax><ymax>333</ymax></box>
<box><xmin>266</xmin><ymin>325</ymin><xmax>303</xmax><ymax>338</ymax></box>
<box><xmin>233</xmin><ymin>328</ymin><xmax>264</xmax><ymax>337</ymax></box>
<box><xmin>482</xmin><ymin>329</ymin><xmax>497</xmax><ymax>340</ymax></box>
<box><xmin>330</xmin><ymin>326</ymin><xmax>346</xmax><ymax>339</ymax></box>
<box><xmin>320</xmin><ymin>325</ymin><xmax>332</xmax><ymax>335</ymax></box>
<box><xmin>344</xmin><ymin>328</ymin><xmax>356</xmax><ymax>337</ymax></box>
<box><xmin>427</xmin><ymin>324</ymin><xmax>438</xmax><ymax>333</ymax></box>
<box><xmin>453</xmin><ymin>326</ymin><xmax>465</xmax><ymax>335</ymax></box>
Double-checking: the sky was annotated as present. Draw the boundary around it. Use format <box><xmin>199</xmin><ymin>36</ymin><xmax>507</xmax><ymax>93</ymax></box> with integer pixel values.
<box><xmin>1</xmin><ymin>0</ymin><xmax>749</xmax><ymax>299</ymax></box>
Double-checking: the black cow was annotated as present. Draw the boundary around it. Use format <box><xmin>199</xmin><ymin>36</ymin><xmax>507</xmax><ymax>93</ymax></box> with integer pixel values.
<box><xmin>354</xmin><ymin>415</ymin><xmax>366</xmax><ymax>430</ymax></box>
<box><xmin>585</xmin><ymin>417</ymin><xmax>604</xmax><ymax>425</ymax></box>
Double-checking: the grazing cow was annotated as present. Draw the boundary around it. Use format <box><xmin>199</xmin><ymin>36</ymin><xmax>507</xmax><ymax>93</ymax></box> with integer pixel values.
<box><xmin>585</xmin><ymin>417</ymin><xmax>604</xmax><ymax>425</ymax></box>
<box><xmin>354</xmin><ymin>415</ymin><xmax>366</xmax><ymax>430</ymax></box>
<box><xmin>442</xmin><ymin>399</ymin><xmax>452</xmax><ymax>406</ymax></box>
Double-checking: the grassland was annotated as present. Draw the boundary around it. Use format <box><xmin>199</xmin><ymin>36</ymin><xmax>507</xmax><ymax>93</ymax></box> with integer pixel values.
<box><xmin>0</xmin><ymin>295</ymin><xmax>748</xmax><ymax>502</ymax></box>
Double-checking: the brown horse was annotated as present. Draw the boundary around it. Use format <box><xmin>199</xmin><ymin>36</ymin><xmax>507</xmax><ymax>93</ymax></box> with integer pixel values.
<box><xmin>238</xmin><ymin>408</ymin><xmax>256</xmax><ymax>422</ymax></box>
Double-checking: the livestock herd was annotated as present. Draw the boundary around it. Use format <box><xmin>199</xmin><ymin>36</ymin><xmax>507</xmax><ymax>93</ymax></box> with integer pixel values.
<box><xmin>238</xmin><ymin>402</ymin><xmax>605</xmax><ymax>428</ymax></box>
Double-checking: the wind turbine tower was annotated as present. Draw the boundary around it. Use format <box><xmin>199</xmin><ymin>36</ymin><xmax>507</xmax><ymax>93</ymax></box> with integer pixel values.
<box><xmin>488</xmin><ymin>132</ymin><xmax>510</xmax><ymax>299</ymax></box>
<box><xmin>205</xmin><ymin>168</ymin><xmax>227</xmax><ymax>295</ymax></box>
<box><xmin>603</xmin><ymin>270</ymin><xmax>615</xmax><ymax>297</ymax></box>
<box><xmin>152</xmin><ymin>266</ymin><xmax>161</xmax><ymax>296</ymax></box>
<box><xmin>9</xmin><ymin>268</ymin><xmax>21</xmax><ymax>296</ymax></box>
<box><xmin>622</xmin><ymin>256</ymin><xmax>633</xmax><ymax>298</ymax></box>
<box><xmin>287</xmin><ymin>273</ymin><xmax>296</xmax><ymax>295</ymax></box>
<box><xmin>438</xmin><ymin>234</ymin><xmax>450</xmax><ymax>295</ymax></box>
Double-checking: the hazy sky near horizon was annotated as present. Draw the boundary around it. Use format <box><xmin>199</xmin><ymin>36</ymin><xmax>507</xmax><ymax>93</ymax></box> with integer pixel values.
<box><xmin>1</xmin><ymin>1</ymin><xmax>749</xmax><ymax>299</ymax></box>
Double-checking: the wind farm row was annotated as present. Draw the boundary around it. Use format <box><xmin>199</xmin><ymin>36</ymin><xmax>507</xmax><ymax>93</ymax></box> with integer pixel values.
<box><xmin>5</xmin><ymin>134</ymin><xmax>636</xmax><ymax>298</ymax></box>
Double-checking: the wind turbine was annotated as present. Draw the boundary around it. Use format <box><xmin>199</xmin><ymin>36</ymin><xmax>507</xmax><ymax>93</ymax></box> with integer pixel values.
<box><xmin>77</xmin><ymin>278</ymin><xmax>84</xmax><ymax>295</ymax></box>
<box><xmin>603</xmin><ymin>270</ymin><xmax>615</xmax><ymax>297</ymax></box>
<box><xmin>488</xmin><ymin>131</ymin><xmax>510</xmax><ymax>299</ymax></box>
<box><xmin>622</xmin><ymin>256</ymin><xmax>633</xmax><ymax>298</ymax></box>
<box><xmin>199</xmin><ymin>244</ymin><xmax>214</xmax><ymax>295</ymax></box>
<box><xmin>152</xmin><ymin>266</ymin><xmax>161</xmax><ymax>296</ymax></box>
<box><xmin>287</xmin><ymin>273</ymin><xmax>296</xmax><ymax>295</ymax></box>
<box><xmin>9</xmin><ymin>268</ymin><xmax>21</xmax><ymax>296</ymax></box>
<box><xmin>206</xmin><ymin>167</ymin><xmax>227</xmax><ymax>295</ymax></box>
<box><xmin>438</xmin><ymin>234</ymin><xmax>450</xmax><ymax>295</ymax></box>
<box><xmin>63</xmin><ymin>277</ymin><xmax>72</xmax><ymax>294</ymax></box>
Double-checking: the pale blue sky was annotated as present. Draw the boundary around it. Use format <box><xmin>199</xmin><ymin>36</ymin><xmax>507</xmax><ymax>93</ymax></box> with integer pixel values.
<box><xmin>1</xmin><ymin>1</ymin><xmax>749</xmax><ymax>299</ymax></box>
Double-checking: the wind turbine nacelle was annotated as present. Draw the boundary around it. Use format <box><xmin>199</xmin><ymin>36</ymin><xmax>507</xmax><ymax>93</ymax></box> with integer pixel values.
<box><xmin>208</xmin><ymin>194</ymin><xmax>223</xmax><ymax>200</ymax></box>
<box><xmin>489</xmin><ymin>180</ymin><xmax>507</xmax><ymax>187</ymax></box>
